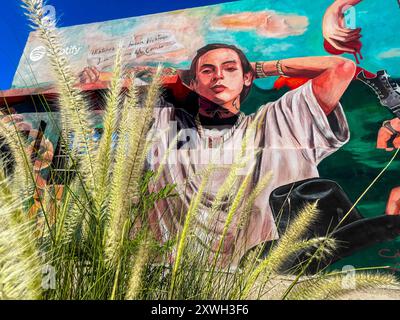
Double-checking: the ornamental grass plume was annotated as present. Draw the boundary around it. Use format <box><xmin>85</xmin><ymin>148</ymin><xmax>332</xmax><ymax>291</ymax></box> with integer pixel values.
<box><xmin>124</xmin><ymin>66</ymin><xmax>163</xmax><ymax>200</ymax></box>
<box><xmin>208</xmin><ymin>118</ymin><xmax>260</xmax><ymax>220</ymax></box>
<box><xmin>104</xmin><ymin>70</ymin><xmax>136</xmax><ymax>264</ymax></box>
<box><xmin>0</xmin><ymin>114</ymin><xmax>35</xmax><ymax>199</ymax></box>
<box><xmin>240</xmin><ymin>201</ymin><xmax>333</xmax><ymax>299</ymax></box>
<box><xmin>238</xmin><ymin>170</ymin><xmax>273</xmax><ymax>230</ymax></box>
<box><xmin>168</xmin><ymin>165</ymin><xmax>215</xmax><ymax>299</ymax></box>
<box><xmin>22</xmin><ymin>0</ymin><xmax>97</xmax><ymax>193</ymax></box>
<box><xmin>285</xmin><ymin>272</ymin><xmax>399</xmax><ymax>300</ymax></box>
<box><xmin>203</xmin><ymin>159</ymin><xmax>256</xmax><ymax>292</ymax></box>
<box><xmin>0</xmin><ymin>154</ymin><xmax>42</xmax><ymax>299</ymax></box>
<box><xmin>0</xmin><ymin>114</ymin><xmax>42</xmax><ymax>300</ymax></box>
<box><xmin>94</xmin><ymin>45</ymin><xmax>124</xmax><ymax>211</ymax></box>
<box><xmin>104</xmin><ymin>65</ymin><xmax>162</xmax><ymax>266</ymax></box>
<box><xmin>125</xmin><ymin>234</ymin><xmax>151</xmax><ymax>300</ymax></box>
<box><xmin>0</xmin><ymin>200</ymin><xmax>42</xmax><ymax>300</ymax></box>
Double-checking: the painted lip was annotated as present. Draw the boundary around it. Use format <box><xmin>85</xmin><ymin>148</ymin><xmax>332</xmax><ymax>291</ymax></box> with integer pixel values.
<box><xmin>211</xmin><ymin>84</ymin><xmax>227</xmax><ymax>93</ymax></box>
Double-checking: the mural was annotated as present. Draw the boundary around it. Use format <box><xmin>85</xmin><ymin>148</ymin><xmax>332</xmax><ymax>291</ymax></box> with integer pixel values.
<box><xmin>2</xmin><ymin>0</ymin><xmax>400</xmax><ymax>272</ymax></box>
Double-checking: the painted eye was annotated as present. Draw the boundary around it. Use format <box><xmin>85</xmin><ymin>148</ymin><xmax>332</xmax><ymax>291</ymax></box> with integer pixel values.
<box><xmin>226</xmin><ymin>67</ymin><xmax>238</xmax><ymax>72</ymax></box>
<box><xmin>201</xmin><ymin>69</ymin><xmax>213</xmax><ymax>74</ymax></box>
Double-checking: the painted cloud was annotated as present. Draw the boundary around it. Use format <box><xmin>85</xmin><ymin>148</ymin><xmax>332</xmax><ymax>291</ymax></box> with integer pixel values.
<box><xmin>379</xmin><ymin>48</ymin><xmax>400</xmax><ymax>59</ymax></box>
<box><xmin>211</xmin><ymin>11</ymin><xmax>308</xmax><ymax>38</ymax></box>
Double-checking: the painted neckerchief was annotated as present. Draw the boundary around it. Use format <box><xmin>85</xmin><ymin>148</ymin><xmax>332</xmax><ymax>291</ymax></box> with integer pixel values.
<box><xmin>197</xmin><ymin>96</ymin><xmax>240</xmax><ymax>124</ymax></box>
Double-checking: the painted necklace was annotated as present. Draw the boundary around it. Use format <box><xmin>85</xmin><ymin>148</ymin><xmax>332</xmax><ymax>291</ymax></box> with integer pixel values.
<box><xmin>194</xmin><ymin>111</ymin><xmax>245</xmax><ymax>148</ymax></box>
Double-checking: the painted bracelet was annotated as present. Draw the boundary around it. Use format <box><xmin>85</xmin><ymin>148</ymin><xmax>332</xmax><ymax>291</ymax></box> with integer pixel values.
<box><xmin>255</xmin><ymin>62</ymin><xmax>267</xmax><ymax>78</ymax></box>
<box><xmin>276</xmin><ymin>60</ymin><xmax>287</xmax><ymax>77</ymax></box>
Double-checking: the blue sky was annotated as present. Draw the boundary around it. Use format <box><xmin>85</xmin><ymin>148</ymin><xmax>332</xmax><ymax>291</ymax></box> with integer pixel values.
<box><xmin>0</xmin><ymin>0</ymin><xmax>232</xmax><ymax>90</ymax></box>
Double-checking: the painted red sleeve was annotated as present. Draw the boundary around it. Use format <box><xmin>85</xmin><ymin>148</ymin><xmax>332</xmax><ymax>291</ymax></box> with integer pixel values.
<box><xmin>161</xmin><ymin>74</ymin><xmax>192</xmax><ymax>103</ymax></box>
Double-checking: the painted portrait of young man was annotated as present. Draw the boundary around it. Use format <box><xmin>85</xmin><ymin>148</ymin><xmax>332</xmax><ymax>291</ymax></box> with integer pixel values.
<box><xmin>142</xmin><ymin>41</ymin><xmax>357</xmax><ymax>267</ymax></box>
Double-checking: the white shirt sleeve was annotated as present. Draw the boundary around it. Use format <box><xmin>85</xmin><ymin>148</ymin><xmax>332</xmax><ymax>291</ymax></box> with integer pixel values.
<box><xmin>256</xmin><ymin>80</ymin><xmax>350</xmax><ymax>164</ymax></box>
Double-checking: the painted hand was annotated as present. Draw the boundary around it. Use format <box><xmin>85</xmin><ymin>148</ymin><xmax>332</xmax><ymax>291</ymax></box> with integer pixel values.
<box><xmin>322</xmin><ymin>0</ymin><xmax>362</xmax><ymax>54</ymax></box>
<box><xmin>377</xmin><ymin>118</ymin><xmax>400</xmax><ymax>151</ymax></box>
<box><xmin>79</xmin><ymin>66</ymin><xmax>100</xmax><ymax>83</ymax></box>
<box><xmin>386</xmin><ymin>187</ymin><xmax>400</xmax><ymax>215</ymax></box>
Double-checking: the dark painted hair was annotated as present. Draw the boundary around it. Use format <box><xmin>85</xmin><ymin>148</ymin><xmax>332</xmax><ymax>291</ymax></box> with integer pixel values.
<box><xmin>189</xmin><ymin>43</ymin><xmax>255</xmax><ymax>102</ymax></box>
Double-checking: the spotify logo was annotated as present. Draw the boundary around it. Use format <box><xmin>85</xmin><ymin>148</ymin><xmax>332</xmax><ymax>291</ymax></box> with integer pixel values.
<box><xmin>30</xmin><ymin>46</ymin><xmax>47</xmax><ymax>62</ymax></box>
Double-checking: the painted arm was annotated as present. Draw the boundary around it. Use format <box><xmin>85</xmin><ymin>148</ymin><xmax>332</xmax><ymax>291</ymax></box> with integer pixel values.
<box><xmin>376</xmin><ymin>118</ymin><xmax>400</xmax><ymax>216</ymax></box>
<box><xmin>251</xmin><ymin>56</ymin><xmax>356</xmax><ymax>115</ymax></box>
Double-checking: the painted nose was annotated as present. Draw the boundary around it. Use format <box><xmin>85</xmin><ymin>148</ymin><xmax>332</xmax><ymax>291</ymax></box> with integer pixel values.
<box><xmin>214</xmin><ymin>68</ymin><xmax>224</xmax><ymax>80</ymax></box>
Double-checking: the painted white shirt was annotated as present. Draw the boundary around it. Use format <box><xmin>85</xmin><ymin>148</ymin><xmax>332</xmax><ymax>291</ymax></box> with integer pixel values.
<box><xmin>145</xmin><ymin>80</ymin><xmax>350</xmax><ymax>266</ymax></box>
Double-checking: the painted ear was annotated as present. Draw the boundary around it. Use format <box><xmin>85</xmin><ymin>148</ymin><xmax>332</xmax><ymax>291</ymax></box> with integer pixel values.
<box><xmin>189</xmin><ymin>79</ymin><xmax>196</xmax><ymax>90</ymax></box>
<box><xmin>243</xmin><ymin>72</ymin><xmax>253</xmax><ymax>86</ymax></box>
